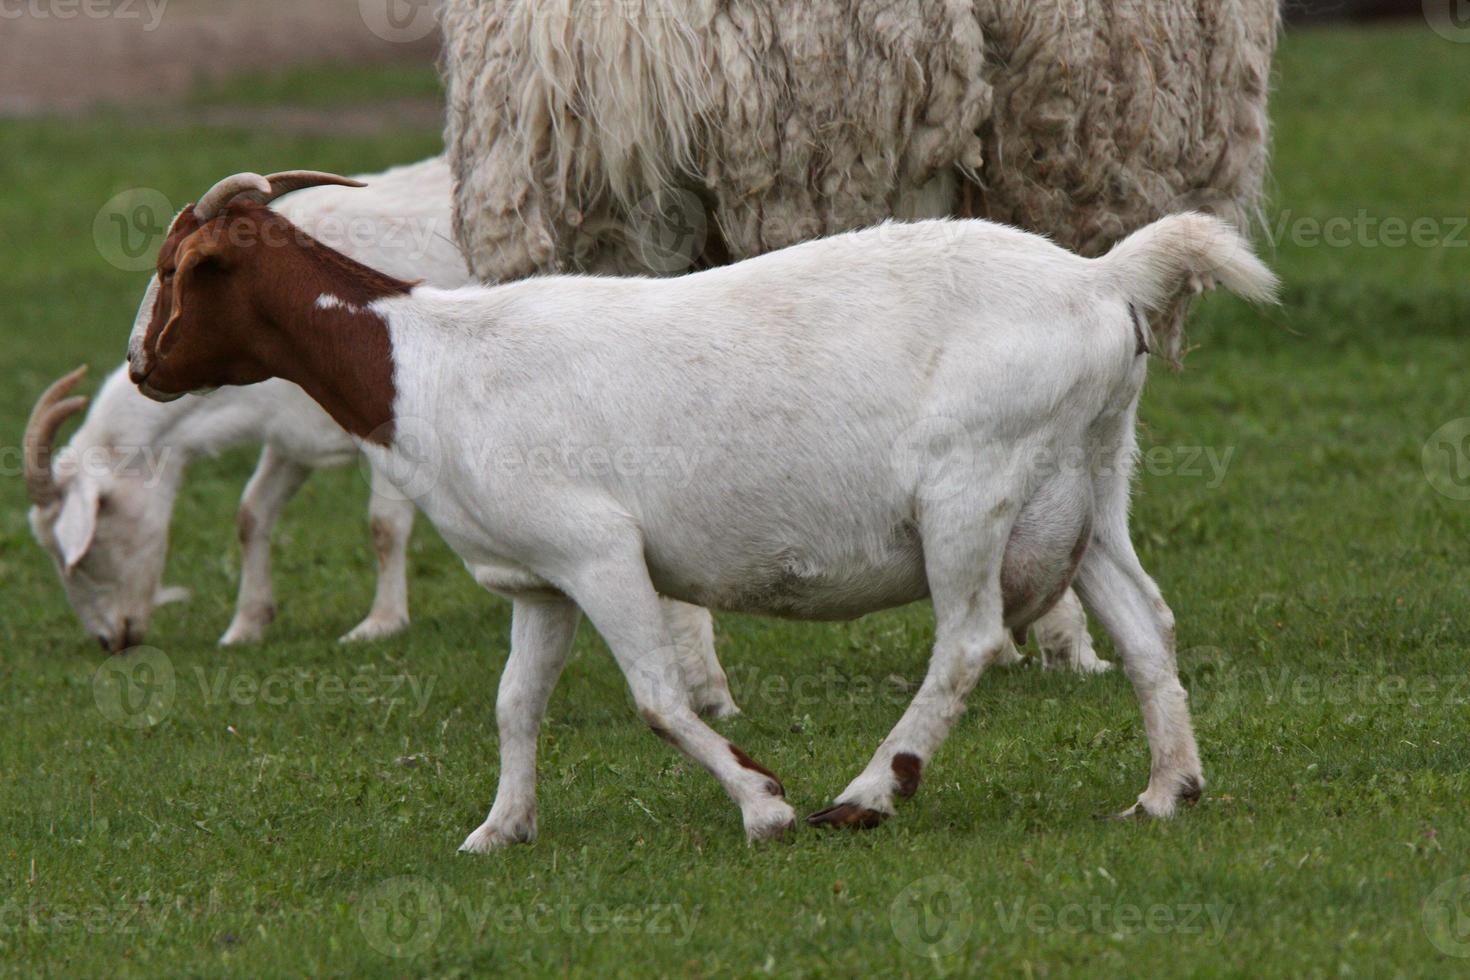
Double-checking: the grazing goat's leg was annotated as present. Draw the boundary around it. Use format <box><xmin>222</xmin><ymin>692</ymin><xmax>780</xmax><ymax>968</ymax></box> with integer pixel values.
<box><xmin>1036</xmin><ymin>588</ymin><xmax>1110</xmax><ymax>674</ymax></box>
<box><xmin>341</xmin><ymin>468</ymin><xmax>415</xmax><ymax>643</ymax></box>
<box><xmin>461</xmin><ymin>596</ymin><xmax>581</xmax><ymax>852</ymax></box>
<box><xmin>1073</xmin><ymin>476</ymin><xmax>1202</xmax><ymax>818</ymax></box>
<box><xmin>810</xmin><ymin>495</ymin><xmax>1013</xmax><ymax>829</ymax></box>
<box><xmin>566</xmin><ymin>544</ymin><xmax>794</xmax><ymax>842</ymax></box>
<box><xmin>663</xmin><ymin>600</ymin><xmax>740</xmax><ymax>719</ymax></box>
<box><xmin>220</xmin><ymin>446</ymin><xmax>311</xmax><ymax>646</ymax></box>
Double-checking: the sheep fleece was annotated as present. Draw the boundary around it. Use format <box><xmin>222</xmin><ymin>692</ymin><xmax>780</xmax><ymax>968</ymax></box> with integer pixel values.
<box><xmin>442</xmin><ymin>0</ymin><xmax>1277</xmax><ymax>280</ymax></box>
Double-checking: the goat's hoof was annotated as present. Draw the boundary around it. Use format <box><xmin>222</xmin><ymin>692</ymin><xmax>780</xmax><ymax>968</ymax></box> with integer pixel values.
<box><xmin>992</xmin><ymin>643</ymin><xmax>1025</xmax><ymax>668</ymax></box>
<box><xmin>340</xmin><ymin>615</ymin><xmax>410</xmax><ymax>644</ymax></box>
<box><xmin>1048</xmin><ymin>655</ymin><xmax>1112</xmax><ymax>675</ymax></box>
<box><xmin>745</xmin><ymin>803</ymin><xmax>798</xmax><ymax>843</ymax></box>
<box><xmin>1110</xmin><ymin>776</ymin><xmax>1203</xmax><ymax>821</ymax></box>
<box><xmin>459</xmin><ymin>821</ymin><xmax>534</xmax><ymax>853</ymax></box>
<box><xmin>219</xmin><ymin>616</ymin><xmax>272</xmax><ymax>647</ymax></box>
<box><xmin>153</xmin><ymin>585</ymin><xmax>192</xmax><ymax>607</ymax></box>
<box><xmin>806</xmin><ymin>802</ymin><xmax>889</xmax><ymax>830</ymax></box>
<box><xmin>695</xmin><ymin>698</ymin><xmax>742</xmax><ymax>721</ymax></box>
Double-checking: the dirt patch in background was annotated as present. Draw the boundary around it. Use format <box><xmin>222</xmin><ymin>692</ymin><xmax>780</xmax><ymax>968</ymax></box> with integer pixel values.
<box><xmin>0</xmin><ymin>0</ymin><xmax>441</xmax><ymax>116</ymax></box>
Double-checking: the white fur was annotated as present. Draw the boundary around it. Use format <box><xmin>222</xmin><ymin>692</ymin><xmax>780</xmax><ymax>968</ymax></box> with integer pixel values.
<box><xmin>327</xmin><ymin>212</ymin><xmax>1275</xmax><ymax>845</ymax></box>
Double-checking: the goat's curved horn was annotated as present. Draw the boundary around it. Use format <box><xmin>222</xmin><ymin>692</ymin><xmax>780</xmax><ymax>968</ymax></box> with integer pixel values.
<box><xmin>193</xmin><ymin>173</ymin><xmax>273</xmax><ymax>223</ymax></box>
<box><xmin>193</xmin><ymin>171</ymin><xmax>366</xmax><ymax>222</ymax></box>
<box><xmin>24</xmin><ymin>366</ymin><xmax>89</xmax><ymax>508</ymax></box>
<box><xmin>260</xmin><ymin>171</ymin><xmax>367</xmax><ymax>200</ymax></box>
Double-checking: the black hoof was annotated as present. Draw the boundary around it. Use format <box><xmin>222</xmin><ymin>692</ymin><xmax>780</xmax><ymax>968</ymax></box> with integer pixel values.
<box><xmin>806</xmin><ymin>803</ymin><xmax>888</xmax><ymax>830</ymax></box>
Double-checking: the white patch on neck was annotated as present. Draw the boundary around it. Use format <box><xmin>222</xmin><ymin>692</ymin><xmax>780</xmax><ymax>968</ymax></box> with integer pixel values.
<box><xmin>315</xmin><ymin>294</ymin><xmax>363</xmax><ymax>315</ymax></box>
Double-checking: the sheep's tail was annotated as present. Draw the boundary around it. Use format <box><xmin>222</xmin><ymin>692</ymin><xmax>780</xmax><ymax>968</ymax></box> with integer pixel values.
<box><xmin>1093</xmin><ymin>212</ymin><xmax>1279</xmax><ymax>365</ymax></box>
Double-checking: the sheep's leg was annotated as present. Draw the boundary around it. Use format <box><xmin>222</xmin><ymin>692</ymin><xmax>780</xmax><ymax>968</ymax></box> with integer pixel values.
<box><xmin>809</xmin><ymin>503</ymin><xmax>1012</xmax><ymax>829</ymax></box>
<box><xmin>461</xmin><ymin>596</ymin><xmax>581</xmax><ymax>851</ymax></box>
<box><xmin>566</xmin><ymin>548</ymin><xmax>794</xmax><ymax>842</ymax></box>
<box><xmin>662</xmin><ymin>599</ymin><xmax>740</xmax><ymax>719</ymax></box>
<box><xmin>341</xmin><ymin>469</ymin><xmax>415</xmax><ymax>643</ymax></box>
<box><xmin>1073</xmin><ymin>525</ymin><xmax>1203</xmax><ymax>818</ymax></box>
<box><xmin>220</xmin><ymin>446</ymin><xmax>311</xmax><ymax>646</ymax></box>
<box><xmin>1035</xmin><ymin>588</ymin><xmax>1110</xmax><ymax>674</ymax></box>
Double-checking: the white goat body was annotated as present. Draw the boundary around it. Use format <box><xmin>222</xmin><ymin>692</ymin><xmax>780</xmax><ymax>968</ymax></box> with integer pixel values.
<box><xmin>131</xmin><ymin>204</ymin><xmax>1273</xmax><ymax>844</ymax></box>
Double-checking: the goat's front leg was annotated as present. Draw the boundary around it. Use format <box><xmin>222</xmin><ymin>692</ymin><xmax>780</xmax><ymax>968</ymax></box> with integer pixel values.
<box><xmin>810</xmin><ymin>500</ymin><xmax>1012</xmax><ymax>829</ymax></box>
<box><xmin>565</xmin><ymin>547</ymin><xmax>794</xmax><ymax>842</ymax></box>
<box><xmin>461</xmin><ymin>596</ymin><xmax>581</xmax><ymax>852</ymax></box>
<box><xmin>220</xmin><ymin>445</ymin><xmax>311</xmax><ymax>646</ymax></box>
<box><xmin>662</xmin><ymin>599</ymin><xmax>740</xmax><ymax>719</ymax></box>
<box><xmin>341</xmin><ymin>467</ymin><xmax>415</xmax><ymax>643</ymax></box>
<box><xmin>1073</xmin><ymin>525</ymin><xmax>1202</xmax><ymax>818</ymax></box>
<box><xmin>1035</xmin><ymin>588</ymin><xmax>1111</xmax><ymax>674</ymax></box>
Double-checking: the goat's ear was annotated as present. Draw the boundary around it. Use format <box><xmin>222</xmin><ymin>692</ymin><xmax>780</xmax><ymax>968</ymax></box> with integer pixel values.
<box><xmin>158</xmin><ymin>231</ymin><xmax>228</xmax><ymax>352</ymax></box>
<box><xmin>55</xmin><ymin>479</ymin><xmax>100</xmax><ymax>571</ymax></box>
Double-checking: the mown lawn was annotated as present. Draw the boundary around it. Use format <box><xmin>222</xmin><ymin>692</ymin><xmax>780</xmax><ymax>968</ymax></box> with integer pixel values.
<box><xmin>2</xmin><ymin>23</ymin><xmax>1468</xmax><ymax>978</ymax></box>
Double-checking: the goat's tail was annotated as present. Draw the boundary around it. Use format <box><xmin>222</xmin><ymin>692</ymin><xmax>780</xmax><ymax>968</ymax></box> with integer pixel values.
<box><xmin>1093</xmin><ymin>212</ymin><xmax>1279</xmax><ymax>365</ymax></box>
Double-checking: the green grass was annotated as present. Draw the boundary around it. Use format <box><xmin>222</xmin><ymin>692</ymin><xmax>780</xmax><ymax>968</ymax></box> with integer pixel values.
<box><xmin>3</xmin><ymin>22</ymin><xmax>1470</xmax><ymax>978</ymax></box>
<box><xmin>187</xmin><ymin>62</ymin><xmax>444</xmax><ymax>110</ymax></box>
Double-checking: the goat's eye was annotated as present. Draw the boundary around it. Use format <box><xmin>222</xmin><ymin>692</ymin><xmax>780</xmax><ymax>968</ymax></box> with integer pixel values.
<box><xmin>161</xmin><ymin>270</ymin><xmax>175</xmax><ymax>281</ymax></box>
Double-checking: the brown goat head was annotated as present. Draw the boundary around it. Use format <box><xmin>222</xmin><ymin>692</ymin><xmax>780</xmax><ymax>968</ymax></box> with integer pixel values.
<box><xmin>128</xmin><ymin>171</ymin><xmax>412</xmax><ymax>443</ymax></box>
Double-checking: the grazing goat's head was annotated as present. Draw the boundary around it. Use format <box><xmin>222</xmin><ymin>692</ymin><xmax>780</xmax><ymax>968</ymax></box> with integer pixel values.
<box><xmin>127</xmin><ymin>171</ymin><xmax>369</xmax><ymax>402</ymax></box>
<box><xmin>25</xmin><ymin>367</ymin><xmax>185</xmax><ymax>652</ymax></box>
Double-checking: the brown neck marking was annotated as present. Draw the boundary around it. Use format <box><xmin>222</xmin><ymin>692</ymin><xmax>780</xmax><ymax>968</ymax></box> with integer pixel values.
<box><xmin>242</xmin><ymin>205</ymin><xmax>415</xmax><ymax>445</ymax></box>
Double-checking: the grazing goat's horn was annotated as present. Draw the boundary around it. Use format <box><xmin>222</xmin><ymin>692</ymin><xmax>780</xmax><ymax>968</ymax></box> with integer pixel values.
<box><xmin>193</xmin><ymin>171</ymin><xmax>366</xmax><ymax>222</ymax></box>
<box><xmin>24</xmin><ymin>366</ymin><xmax>89</xmax><ymax>508</ymax></box>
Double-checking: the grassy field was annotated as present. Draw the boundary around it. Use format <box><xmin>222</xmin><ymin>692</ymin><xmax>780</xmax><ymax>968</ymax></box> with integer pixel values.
<box><xmin>3</xmin><ymin>24</ymin><xmax>1469</xmax><ymax>978</ymax></box>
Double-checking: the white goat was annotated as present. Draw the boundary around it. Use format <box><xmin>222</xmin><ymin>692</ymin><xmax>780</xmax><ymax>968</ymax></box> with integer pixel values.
<box><xmin>29</xmin><ymin>157</ymin><xmax>1102</xmax><ymax>677</ymax></box>
<box><xmin>129</xmin><ymin>171</ymin><xmax>1277</xmax><ymax>846</ymax></box>
<box><xmin>25</xmin><ymin>158</ymin><xmax>465</xmax><ymax>649</ymax></box>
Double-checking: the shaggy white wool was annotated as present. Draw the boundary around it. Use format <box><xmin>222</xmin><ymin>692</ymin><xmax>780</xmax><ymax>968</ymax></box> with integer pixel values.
<box><xmin>442</xmin><ymin>0</ymin><xmax>1276</xmax><ymax>289</ymax></box>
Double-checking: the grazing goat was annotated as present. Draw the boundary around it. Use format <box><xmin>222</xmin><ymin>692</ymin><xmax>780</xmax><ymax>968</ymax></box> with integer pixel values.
<box><xmin>26</xmin><ymin>158</ymin><xmax>468</xmax><ymax>649</ymax></box>
<box><xmin>27</xmin><ymin>159</ymin><xmax>739</xmax><ymax>715</ymax></box>
<box><xmin>129</xmin><ymin>172</ymin><xmax>1277</xmax><ymax>846</ymax></box>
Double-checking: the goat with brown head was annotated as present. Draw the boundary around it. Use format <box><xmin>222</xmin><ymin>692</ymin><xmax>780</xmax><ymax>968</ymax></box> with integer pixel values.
<box><xmin>128</xmin><ymin>171</ymin><xmax>409</xmax><ymax>443</ymax></box>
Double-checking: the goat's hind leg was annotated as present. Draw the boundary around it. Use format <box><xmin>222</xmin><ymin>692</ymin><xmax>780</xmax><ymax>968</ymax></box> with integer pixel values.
<box><xmin>663</xmin><ymin>599</ymin><xmax>740</xmax><ymax>719</ymax></box>
<box><xmin>809</xmin><ymin>496</ymin><xmax>1013</xmax><ymax>829</ymax></box>
<box><xmin>1073</xmin><ymin>525</ymin><xmax>1203</xmax><ymax>818</ymax></box>
<box><xmin>1036</xmin><ymin>588</ymin><xmax>1110</xmax><ymax>674</ymax></box>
